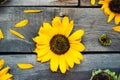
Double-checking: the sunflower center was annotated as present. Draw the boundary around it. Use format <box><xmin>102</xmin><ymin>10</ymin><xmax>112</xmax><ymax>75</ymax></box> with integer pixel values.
<box><xmin>92</xmin><ymin>72</ymin><xmax>114</xmax><ymax>80</ymax></box>
<box><xmin>50</xmin><ymin>34</ymin><xmax>70</xmax><ymax>55</ymax></box>
<box><xmin>109</xmin><ymin>0</ymin><xmax>120</xmax><ymax>13</ymax></box>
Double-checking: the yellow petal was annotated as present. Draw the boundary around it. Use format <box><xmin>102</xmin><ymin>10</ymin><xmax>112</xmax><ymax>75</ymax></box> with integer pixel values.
<box><xmin>33</xmin><ymin>35</ymin><xmax>50</xmax><ymax>44</ymax></box>
<box><xmin>66</xmin><ymin>63</ymin><xmax>69</xmax><ymax>70</ymax></box>
<box><xmin>6</xmin><ymin>78</ymin><xmax>13</xmax><ymax>80</ymax></box>
<box><xmin>72</xmin><ymin>56</ymin><xmax>80</xmax><ymax>64</ymax></box>
<box><xmin>91</xmin><ymin>0</ymin><xmax>95</xmax><ymax>5</ymax></box>
<box><xmin>115</xmin><ymin>15</ymin><xmax>120</xmax><ymax>25</ymax></box>
<box><xmin>59</xmin><ymin>55</ymin><xmax>67</xmax><ymax>74</ymax></box>
<box><xmin>112</xmin><ymin>26</ymin><xmax>120</xmax><ymax>32</ymax></box>
<box><xmin>23</xmin><ymin>10</ymin><xmax>43</xmax><ymax>13</ymax></box>
<box><xmin>36</xmin><ymin>44</ymin><xmax>49</xmax><ymax>49</ymax></box>
<box><xmin>0</xmin><ymin>59</ymin><xmax>4</xmax><ymax>69</ymax></box>
<box><xmin>0</xmin><ymin>73</ymin><xmax>13</xmax><ymax>80</ymax></box>
<box><xmin>50</xmin><ymin>54</ymin><xmax>59</xmax><ymax>72</ymax></box>
<box><xmin>41</xmin><ymin>51</ymin><xmax>53</xmax><ymax>63</ymax></box>
<box><xmin>64</xmin><ymin>20</ymin><xmax>74</xmax><ymax>37</ymax></box>
<box><xmin>39</xmin><ymin>24</ymin><xmax>54</xmax><ymax>37</ymax></box>
<box><xmin>104</xmin><ymin>8</ymin><xmax>110</xmax><ymax>15</ymax></box>
<box><xmin>98</xmin><ymin>1</ymin><xmax>104</xmax><ymax>4</ymax></box>
<box><xmin>14</xmin><ymin>19</ymin><xmax>28</xmax><ymax>28</ymax></box>
<box><xmin>0</xmin><ymin>29</ymin><xmax>4</xmax><ymax>39</ymax></box>
<box><xmin>62</xmin><ymin>16</ymin><xmax>71</xmax><ymax>36</ymax></box>
<box><xmin>71</xmin><ymin>49</ymin><xmax>84</xmax><ymax>60</ymax></box>
<box><xmin>35</xmin><ymin>47</ymin><xmax>50</xmax><ymax>58</ymax></box>
<box><xmin>9</xmin><ymin>29</ymin><xmax>25</xmax><ymax>39</ymax></box>
<box><xmin>0</xmin><ymin>66</ymin><xmax>10</xmax><ymax>76</ymax></box>
<box><xmin>70</xmin><ymin>42</ymin><xmax>85</xmax><ymax>52</ymax></box>
<box><xmin>17</xmin><ymin>63</ymin><xmax>34</xmax><ymax>69</ymax></box>
<box><xmin>65</xmin><ymin>52</ymin><xmax>74</xmax><ymax>68</ymax></box>
<box><xmin>107</xmin><ymin>13</ymin><xmax>115</xmax><ymax>23</ymax></box>
<box><xmin>52</xmin><ymin>16</ymin><xmax>61</xmax><ymax>28</ymax></box>
<box><xmin>69</xmin><ymin>49</ymin><xmax>80</xmax><ymax>64</ymax></box>
<box><xmin>69</xmin><ymin>29</ymin><xmax>84</xmax><ymax>41</ymax></box>
<box><xmin>101</xmin><ymin>4</ymin><xmax>108</xmax><ymax>10</ymax></box>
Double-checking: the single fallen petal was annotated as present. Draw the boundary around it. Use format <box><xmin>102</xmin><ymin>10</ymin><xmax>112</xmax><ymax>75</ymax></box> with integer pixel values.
<box><xmin>9</xmin><ymin>29</ymin><xmax>25</xmax><ymax>39</ymax></box>
<box><xmin>0</xmin><ymin>29</ymin><xmax>4</xmax><ymax>39</ymax></box>
<box><xmin>14</xmin><ymin>19</ymin><xmax>28</xmax><ymax>28</ymax></box>
<box><xmin>23</xmin><ymin>10</ymin><xmax>43</xmax><ymax>13</ymax></box>
<box><xmin>17</xmin><ymin>63</ymin><xmax>34</xmax><ymax>69</ymax></box>
<box><xmin>112</xmin><ymin>26</ymin><xmax>120</xmax><ymax>32</ymax></box>
<box><xmin>0</xmin><ymin>59</ymin><xmax>4</xmax><ymax>69</ymax></box>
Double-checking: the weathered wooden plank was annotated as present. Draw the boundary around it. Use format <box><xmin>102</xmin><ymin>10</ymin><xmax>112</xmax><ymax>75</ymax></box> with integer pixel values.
<box><xmin>0</xmin><ymin>54</ymin><xmax>120</xmax><ymax>80</ymax></box>
<box><xmin>2</xmin><ymin>0</ymin><xmax>78</xmax><ymax>6</ymax></box>
<box><xmin>0</xmin><ymin>7</ymin><xmax>120</xmax><ymax>52</ymax></box>
<box><xmin>80</xmin><ymin>0</ymin><xmax>100</xmax><ymax>6</ymax></box>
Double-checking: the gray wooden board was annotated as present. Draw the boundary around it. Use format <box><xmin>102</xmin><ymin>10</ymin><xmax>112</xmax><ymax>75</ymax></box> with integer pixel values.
<box><xmin>80</xmin><ymin>0</ymin><xmax>100</xmax><ymax>6</ymax></box>
<box><xmin>2</xmin><ymin>0</ymin><xmax>78</xmax><ymax>6</ymax></box>
<box><xmin>0</xmin><ymin>53</ymin><xmax>120</xmax><ymax>80</ymax></box>
<box><xmin>0</xmin><ymin>7</ymin><xmax>120</xmax><ymax>52</ymax></box>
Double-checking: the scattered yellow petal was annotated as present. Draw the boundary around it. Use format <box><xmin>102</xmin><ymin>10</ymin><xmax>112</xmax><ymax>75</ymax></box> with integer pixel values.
<box><xmin>0</xmin><ymin>29</ymin><xmax>4</xmax><ymax>39</ymax></box>
<box><xmin>17</xmin><ymin>63</ymin><xmax>34</xmax><ymax>69</ymax></box>
<box><xmin>23</xmin><ymin>10</ymin><xmax>43</xmax><ymax>13</ymax></box>
<box><xmin>9</xmin><ymin>29</ymin><xmax>25</xmax><ymax>39</ymax></box>
<box><xmin>112</xmin><ymin>26</ymin><xmax>120</xmax><ymax>32</ymax></box>
<box><xmin>14</xmin><ymin>19</ymin><xmax>28</xmax><ymax>28</ymax></box>
<box><xmin>0</xmin><ymin>59</ymin><xmax>4</xmax><ymax>69</ymax></box>
<box><xmin>91</xmin><ymin>0</ymin><xmax>95</xmax><ymax>5</ymax></box>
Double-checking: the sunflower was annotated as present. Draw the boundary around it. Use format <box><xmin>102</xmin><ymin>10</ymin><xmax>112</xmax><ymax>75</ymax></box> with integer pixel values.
<box><xmin>99</xmin><ymin>0</ymin><xmax>120</xmax><ymax>25</ymax></box>
<box><xmin>90</xmin><ymin>69</ymin><xmax>118</xmax><ymax>80</ymax></box>
<box><xmin>33</xmin><ymin>16</ymin><xmax>85</xmax><ymax>74</ymax></box>
<box><xmin>0</xmin><ymin>59</ymin><xmax>13</xmax><ymax>80</ymax></box>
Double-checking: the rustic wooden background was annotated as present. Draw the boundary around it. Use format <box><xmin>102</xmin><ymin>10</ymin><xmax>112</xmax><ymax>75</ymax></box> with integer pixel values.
<box><xmin>0</xmin><ymin>0</ymin><xmax>120</xmax><ymax>80</ymax></box>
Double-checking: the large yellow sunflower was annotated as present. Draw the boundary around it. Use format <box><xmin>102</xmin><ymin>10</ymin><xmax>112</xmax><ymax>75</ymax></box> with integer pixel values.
<box><xmin>0</xmin><ymin>59</ymin><xmax>13</xmax><ymax>80</ymax></box>
<box><xmin>99</xmin><ymin>0</ymin><xmax>120</xmax><ymax>25</ymax></box>
<box><xmin>33</xmin><ymin>16</ymin><xmax>85</xmax><ymax>74</ymax></box>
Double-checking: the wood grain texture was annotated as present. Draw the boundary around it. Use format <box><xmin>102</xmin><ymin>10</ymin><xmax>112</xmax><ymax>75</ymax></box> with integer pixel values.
<box><xmin>0</xmin><ymin>54</ymin><xmax>120</xmax><ymax>80</ymax></box>
<box><xmin>80</xmin><ymin>0</ymin><xmax>100</xmax><ymax>6</ymax></box>
<box><xmin>3</xmin><ymin>0</ymin><xmax>78</xmax><ymax>6</ymax></box>
<box><xmin>0</xmin><ymin>7</ymin><xmax>120</xmax><ymax>52</ymax></box>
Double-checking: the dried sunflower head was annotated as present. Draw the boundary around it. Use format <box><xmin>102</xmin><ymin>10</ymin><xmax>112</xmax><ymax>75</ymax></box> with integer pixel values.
<box><xmin>90</xmin><ymin>69</ymin><xmax>118</xmax><ymax>80</ymax></box>
<box><xmin>98</xmin><ymin>34</ymin><xmax>112</xmax><ymax>46</ymax></box>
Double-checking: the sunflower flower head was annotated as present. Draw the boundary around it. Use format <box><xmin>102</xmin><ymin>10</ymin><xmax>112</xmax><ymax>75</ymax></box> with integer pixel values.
<box><xmin>99</xmin><ymin>0</ymin><xmax>120</xmax><ymax>25</ymax></box>
<box><xmin>0</xmin><ymin>59</ymin><xmax>13</xmax><ymax>80</ymax></box>
<box><xmin>90</xmin><ymin>69</ymin><xmax>118</xmax><ymax>80</ymax></box>
<box><xmin>33</xmin><ymin>16</ymin><xmax>85</xmax><ymax>74</ymax></box>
